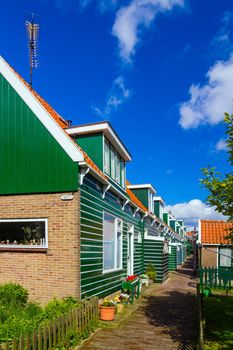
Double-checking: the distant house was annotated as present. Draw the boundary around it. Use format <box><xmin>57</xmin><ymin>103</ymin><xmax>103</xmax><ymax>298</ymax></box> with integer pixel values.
<box><xmin>0</xmin><ymin>56</ymin><xmax>186</xmax><ymax>303</ymax></box>
<box><xmin>198</xmin><ymin>220</ymin><xmax>232</xmax><ymax>268</ymax></box>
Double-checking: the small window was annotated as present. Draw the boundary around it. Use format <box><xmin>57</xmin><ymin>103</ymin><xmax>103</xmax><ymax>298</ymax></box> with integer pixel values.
<box><xmin>110</xmin><ymin>148</ymin><xmax>116</xmax><ymax>180</ymax></box>
<box><xmin>121</xmin><ymin>159</ymin><xmax>125</xmax><ymax>188</ymax></box>
<box><xmin>103</xmin><ymin>212</ymin><xmax>123</xmax><ymax>272</ymax></box>
<box><xmin>116</xmin><ymin>154</ymin><xmax>121</xmax><ymax>184</ymax></box>
<box><xmin>104</xmin><ymin>141</ymin><xmax>110</xmax><ymax>174</ymax></box>
<box><xmin>0</xmin><ymin>219</ymin><xmax>48</xmax><ymax>248</ymax></box>
<box><xmin>219</xmin><ymin>247</ymin><xmax>232</xmax><ymax>267</ymax></box>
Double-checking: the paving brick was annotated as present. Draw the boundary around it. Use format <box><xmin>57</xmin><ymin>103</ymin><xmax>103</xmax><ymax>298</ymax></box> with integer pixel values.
<box><xmin>78</xmin><ymin>258</ymin><xmax>197</xmax><ymax>350</ymax></box>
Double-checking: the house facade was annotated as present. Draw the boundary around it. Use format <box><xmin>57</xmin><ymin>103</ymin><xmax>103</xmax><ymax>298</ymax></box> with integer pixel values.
<box><xmin>198</xmin><ymin>220</ymin><xmax>233</xmax><ymax>268</ymax></box>
<box><xmin>0</xmin><ymin>56</ymin><xmax>186</xmax><ymax>303</ymax></box>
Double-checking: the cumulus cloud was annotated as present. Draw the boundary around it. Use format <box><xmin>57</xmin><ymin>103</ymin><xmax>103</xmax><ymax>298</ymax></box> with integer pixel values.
<box><xmin>167</xmin><ymin>199</ymin><xmax>227</xmax><ymax>228</ymax></box>
<box><xmin>215</xmin><ymin>138</ymin><xmax>228</xmax><ymax>151</ymax></box>
<box><xmin>112</xmin><ymin>0</ymin><xmax>184</xmax><ymax>63</ymax></box>
<box><xmin>93</xmin><ymin>76</ymin><xmax>131</xmax><ymax>117</ymax></box>
<box><xmin>179</xmin><ymin>55</ymin><xmax>233</xmax><ymax>129</ymax></box>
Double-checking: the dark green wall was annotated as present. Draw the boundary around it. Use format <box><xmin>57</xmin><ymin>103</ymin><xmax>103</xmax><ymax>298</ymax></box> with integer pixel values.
<box><xmin>154</xmin><ymin>201</ymin><xmax>160</xmax><ymax>218</ymax></box>
<box><xmin>80</xmin><ymin>174</ymin><xmax>144</xmax><ymax>299</ymax></box>
<box><xmin>169</xmin><ymin>245</ymin><xmax>177</xmax><ymax>271</ymax></box>
<box><xmin>0</xmin><ymin>74</ymin><xmax>78</xmax><ymax>195</ymax></box>
<box><xmin>170</xmin><ymin>220</ymin><xmax>176</xmax><ymax>231</ymax></box>
<box><xmin>130</xmin><ymin>188</ymin><xmax>149</xmax><ymax>209</ymax></box>
<box><xmin>163</xmin><ymin>213</ymin><xmax>169</xmax><ymax>225</ymax></box>
<box><xmin>144</xmin><ymin>239</ymin><xmax>169</xmax><ymax>282</ymax></box>
<box><xmin>76</xmin><ymin>133</ymin><xmax>103</xmax><ymax>170</ymax></box>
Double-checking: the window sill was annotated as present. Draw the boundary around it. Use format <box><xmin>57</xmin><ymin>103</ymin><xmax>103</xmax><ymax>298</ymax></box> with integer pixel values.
<box><xmin>103</xmin><ymin>268</ymin><xmax>123</xmax><ymax>275</ymax></box>
<box><xmin>0</xmin><ymin>247</ymin><xmax>48</xmax><ymax>253</ymax></box>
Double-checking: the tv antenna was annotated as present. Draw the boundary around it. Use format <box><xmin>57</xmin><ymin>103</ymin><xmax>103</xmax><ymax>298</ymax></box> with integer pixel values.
<box><xmin>26</xmin><ymin>13</ymin><xmax>39</xmax><ymax>87</ymax></box>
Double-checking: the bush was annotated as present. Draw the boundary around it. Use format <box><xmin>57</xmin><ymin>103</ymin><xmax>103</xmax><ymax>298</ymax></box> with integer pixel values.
<box><xmin>145</xmin><ymin>264</ymin><xmax>157</xmax><ymax>282</ymax></box>
<box><xmin>0</xmin><ymin>283</ymin><xmax>28</xmax><ymax>307</ymax></box>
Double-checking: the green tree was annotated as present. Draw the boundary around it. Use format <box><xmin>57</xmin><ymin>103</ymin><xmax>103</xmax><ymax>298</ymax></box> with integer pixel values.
<box><xmin>201</xmin><ymin>113</ymin><xmax>233</xmax><ymax>241</ymax></box>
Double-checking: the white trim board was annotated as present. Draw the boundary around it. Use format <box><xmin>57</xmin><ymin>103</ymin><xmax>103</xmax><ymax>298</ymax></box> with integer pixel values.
<box><xmin>0</xmin><ymin>56</ymin><xmax>83</xmax><ymax>163</ymax></box>
<box><xmin>127</xmin><ymin>184</ymin><xmax>156</xmax><ymax>194</ymax></box>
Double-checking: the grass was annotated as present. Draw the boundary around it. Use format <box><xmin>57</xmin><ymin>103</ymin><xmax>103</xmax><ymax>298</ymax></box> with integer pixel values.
<box><xmin>203</xmin><ymin>295</ymin><xmax>233</xmax><ymax>349</ymax></box>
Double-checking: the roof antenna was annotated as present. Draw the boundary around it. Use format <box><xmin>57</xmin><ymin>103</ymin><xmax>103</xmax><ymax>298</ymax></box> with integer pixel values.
<box><xmin>26</xmin><ymin>13</ymin><xmax>39</xmax><ymax>87</ymax></box>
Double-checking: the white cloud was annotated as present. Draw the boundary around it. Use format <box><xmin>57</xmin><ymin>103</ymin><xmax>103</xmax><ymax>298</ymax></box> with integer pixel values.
<box><xmin>215</xmin><ymin>138</ymin><xmax>227</xmax><ymax>151</ymax></box>
<box><xmin>93</xmin><ymin>76</ymin><xmax>131</xmax><ymax>117</ymax></box>
<box><xmin>167</xmin><ymin>199</ymin><xmax>226</xmax><ymax>228</ymax></box>
<box><xmin>179</xmin><ymin>55</ymin><xmax>233</xmax><ymax>129</ymax></box>
<box><xmin>165</xmin><ymin>169</ymin><xmax>173</xmax><ymax>175</ymax></box>
<box><xmin>112</xmin><ymin>0</ymin><xmax>184</xmax><ymax>63</ymax></box>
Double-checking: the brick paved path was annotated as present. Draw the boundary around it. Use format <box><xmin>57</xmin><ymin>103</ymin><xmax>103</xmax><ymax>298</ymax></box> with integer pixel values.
<box><xmin>80</xmin><ymin>258</ymin><xmax>197</xmax><ymax>350</ymax></box>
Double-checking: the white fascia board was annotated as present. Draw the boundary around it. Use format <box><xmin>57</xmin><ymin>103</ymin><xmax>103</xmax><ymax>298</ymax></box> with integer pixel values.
<box><xmin>66</xmin><ymin>122</ymin><xmax>131</xmax><ymax>162</ymax></box>
<box><xmin>154</xmin><ymin>196</ymin><xmax>165</xmax><ymax>205</ymax></box>
<box><xmin>0</xmin><ymin>56</ymin><xmax>83</xmax><ymax>163</ymax></box>
<box><xmin>127</xmin><ymin>184</ymin><xmax>156</xmax><ymax>194</ymax></box>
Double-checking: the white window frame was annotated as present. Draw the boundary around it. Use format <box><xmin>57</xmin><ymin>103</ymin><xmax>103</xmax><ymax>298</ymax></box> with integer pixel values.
<box><xmin>0</xmin><ymin>218</ymin><xmax>48</xmax><ymax>249</ymax></box>
<box><xmin>103</xmin><ymin>212</ymin><xmax>123</xmax><ymax>273</ymax></box>
<box><xmin>219</xmin><ymin>247</ymin><xmax>232</xmax><ymax>267</ymax></box>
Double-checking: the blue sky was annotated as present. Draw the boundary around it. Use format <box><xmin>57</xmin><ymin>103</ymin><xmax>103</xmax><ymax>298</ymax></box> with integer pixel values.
<box><xmin>1</xmin><ymin>0</ymin><xmax>233</xmax><ymax>227</ymax></box>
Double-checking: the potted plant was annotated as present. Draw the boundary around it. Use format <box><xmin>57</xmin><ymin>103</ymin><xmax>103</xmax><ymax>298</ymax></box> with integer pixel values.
<box><xmin>99</xmin><ymin>299</ymin><xmax>116</xmax><ymax>321</ymax></box>
<box><xmin>139</xmin><ymin>273</ymin><xmax>149</xmax><ymax>287</ymax></box>
<box><xmin>114</xmin><ymin>293</ymin><xmax>130</xmax><ymax>312</ymax></box>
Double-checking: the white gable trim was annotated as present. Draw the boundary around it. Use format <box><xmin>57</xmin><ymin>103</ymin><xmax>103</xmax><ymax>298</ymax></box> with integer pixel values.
<box><xmin>0</xmin><ymin>56</ymin><xmax>83</xmax><ymax>162</ymax></box>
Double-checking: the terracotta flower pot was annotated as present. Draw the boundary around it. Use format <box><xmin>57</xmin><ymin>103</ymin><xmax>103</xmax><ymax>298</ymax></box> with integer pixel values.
<box><xmin>99</xmin><ymin>305</ymin><xmax>116</xmax><ymax>321</ymax></box>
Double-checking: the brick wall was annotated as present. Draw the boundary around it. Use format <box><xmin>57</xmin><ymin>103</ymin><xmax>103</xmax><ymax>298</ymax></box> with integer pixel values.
<box><xmin>0</xmin><ymin>192</ymin><xmax>80</xmax><ymax>304</ymax></box>
<box><xmin>202</xmin><ymin>245</ymin><xmax>217</xmax><ymax>267</ymax></box>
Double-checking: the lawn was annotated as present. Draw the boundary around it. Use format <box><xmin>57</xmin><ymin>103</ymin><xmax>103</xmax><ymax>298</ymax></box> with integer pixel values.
<box><xmin>203</xmin><ymin>295</ymin><xmax>233</xmax><ymax>350</ymax></box>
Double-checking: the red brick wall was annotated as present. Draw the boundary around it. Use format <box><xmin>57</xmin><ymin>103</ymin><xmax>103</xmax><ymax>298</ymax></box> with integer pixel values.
<box><xmin>0</xmin><ymin>192</ymin><xmax>80</xmax><ymax>304</ymax></box>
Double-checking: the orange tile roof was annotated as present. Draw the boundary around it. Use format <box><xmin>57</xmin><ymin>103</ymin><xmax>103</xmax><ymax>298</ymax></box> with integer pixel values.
<box><xmin>186</xmin><ymin>232</ymin><xmax>193</xmax><ymax>237</ymax></box>
<box><xmin>201</xmin><ymin>220</ymin><xmax>232</xmax><ymax>245</ymax></box>
<box><xmin>126</xmin><ymin>180</ymin><xmax>147</xmax><ymax>212</ymax></box>
<box><xmin>11</xmin><ymin>67</ymin><xmax>107</xmax><ymax>181</ymax></box>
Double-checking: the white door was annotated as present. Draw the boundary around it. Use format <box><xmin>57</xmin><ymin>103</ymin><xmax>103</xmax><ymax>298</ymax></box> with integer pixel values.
<box><xmin>127</xmin><ymin>224</ymin><xmax>134</xmax><ymax>276</ymax></box>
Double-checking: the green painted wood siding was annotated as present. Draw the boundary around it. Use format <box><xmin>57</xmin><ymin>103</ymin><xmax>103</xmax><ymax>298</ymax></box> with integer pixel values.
<box><xmin>144</xmin><ymin>239</ymin><xmax>168</xmax><ymax>282</ymax></box>
<box><xmin>76</xmin><ymin>133</ymin><xmax>103</xmax><ymax>170</ymax></box>
<box><xmin>130</xmin><ymin>188</ymin><xmax>149</xmax><ymax>209</ymax></box>
<box><xmin>80</xmin><ymin>174</ymin><xmax>144</xmax><ymax>299</ymax></box>
<box><xmin>154</xmin><ymin>201</ymin><xmax>160</xmax><ymax>218</ymax></box>
<box><xmin>0</xmin><ymin>74</ymin><xmax>78</xmax><ymax>194</ymax></box>
<box><xmin>163</xmin><ymin>212</ymin><xmax>169</xmax><ymax>225</ymax></box>
<box><xmin>169</xmin><ymin>246</ymin><xmax>177</xmax><ymax>271</ymax></box>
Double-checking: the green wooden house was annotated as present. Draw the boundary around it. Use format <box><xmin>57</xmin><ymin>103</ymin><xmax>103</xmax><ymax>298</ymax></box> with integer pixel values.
<box><xmin>0</xmin><ymin>56</ymin><xmax>186</xmax><ymax>302</ymax></box>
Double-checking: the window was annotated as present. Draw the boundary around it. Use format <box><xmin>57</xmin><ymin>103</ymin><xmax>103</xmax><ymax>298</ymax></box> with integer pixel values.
<box><xmin>104</xmin><ymin>141</ymin><xmax>110</xmax><ymax>174</ymax></box>
<box><xmin>104</xmin><ymin>138</ymin><xmax>126</xmax><ymax>188</ymax></box>
<box><xmin>0</xmin><ymin>219</ymin><xmax>48</xmax><ymax>248</ymax></box>
<box><xmin>120</xmin><ymin>160</ymin><xmax>125</xmax><ymax>188</ymax></box>
<box><xmin>110</xmin><ymin>147</ymin><xmax>116</xmax><ymax>180</ymax></box>
<box><xmin>116</xmin><ymin>154</ymin><xmax>121</xmax><ymax>184</ymax></box>
<box><xmin>219</xmin><ymin>247</ymin><xmax>232</xmax><ymax>267</ymax></box>
<box><xmin>103</xmin><ymin>212</ymin><xmax>123</xmax><ymax>272</ymax></box>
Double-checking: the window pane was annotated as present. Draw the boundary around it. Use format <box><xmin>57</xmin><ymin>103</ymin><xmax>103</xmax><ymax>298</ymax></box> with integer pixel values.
<box><xmin>117</xmin><ymin>219</ymin><xmax>122</xmax><ymax>268</ymax></box>
<box><xmin>104</xmin><ymin>141</ymin><xmax>110</xmax><ymax>174</ymax></box>
<box><xmin>121</xmin><ymin>160</ymin><xmax>125</xmax><ymax>187</ymax></box>
<box><xmin>103</xmin><ymin>213</ymin><xmax>115</xmax><ymax>271</ymax></box>
<box><xmin>116</xmin><ymin>155</ymin><xmax>120</xmax><ymax>184</ymax></box>
<box><xmin>220</xmin><ymin>248</ymin><xmax>232</xmax><ymax>267</ymax></box>
<box><xmin>0</xmin><ymin>220</ymin><xmax>46</xmax><ymax>246</ymax></box>
<box><xmin>110</xmin><ymin>148</ymin><xmax>116</xmax><ymax>180</ymax></box>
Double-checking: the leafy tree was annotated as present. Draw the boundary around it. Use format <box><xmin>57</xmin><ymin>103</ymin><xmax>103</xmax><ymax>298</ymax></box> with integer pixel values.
<box><xmin>201</xmin><ymin>113</ymin><xmax>233</xmax><ymax>241</ymax></box>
